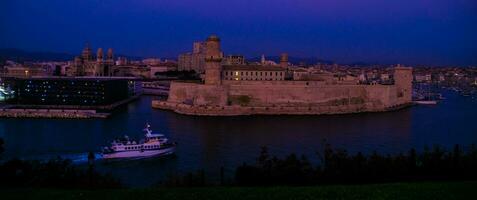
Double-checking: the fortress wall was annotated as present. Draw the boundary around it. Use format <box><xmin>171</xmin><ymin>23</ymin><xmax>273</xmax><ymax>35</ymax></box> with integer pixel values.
<box><xmin>226</xmin><ymin>81</ymin><xmax>399</xmax><ymax>109</ymax></box>
<box><xmin>168</xmin><ymin>82</ymin><xmax>199</xmax><ymax>103</ymax></box>
<box><xmin>193</xmin><ymin>84</ymin><xmax>228</xmax><ymax>106</ymax></box>
<box><xmin>364</xmin><ymin>85</ymin><xmax>396</xmax><ymax>107</ymax></box>
<box><xmin>168</xmin><ymin>80</ymin><xmax>407</xmax><ymax>113</ymax></box>
<box><xmin>168</xmin><ymin>82</ymin><xmax>228</xmax><ymax>106</ymax></box>
<box><xmin>227</xmin><ymin>84</ymin><xmax>364</xmax><ymax>106</ymax></box>
<box><xmin>222</xmin><ymin>80</ymin><xmax>329</xmax><ymax>86</ymax></box>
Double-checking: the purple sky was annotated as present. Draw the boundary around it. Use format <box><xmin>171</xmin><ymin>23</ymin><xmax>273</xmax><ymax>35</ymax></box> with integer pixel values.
<box><xmin>1</xmin><ymin>0</ymin><xmax>476</xmax><ymax>66</ymax></box>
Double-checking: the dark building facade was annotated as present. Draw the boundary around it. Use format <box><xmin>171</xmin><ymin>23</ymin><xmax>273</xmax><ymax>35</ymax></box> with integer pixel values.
<box><xmin>8</xmin><ymin>77</ymin><xmax>140</xmax><ymax>106</ymax></box>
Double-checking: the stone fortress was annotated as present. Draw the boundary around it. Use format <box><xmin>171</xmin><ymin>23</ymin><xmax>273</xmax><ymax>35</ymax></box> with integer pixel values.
<box><xmin>153</xmin><ymin>35</ymin><xmax>413</xmax><ymax>116</ymax></box>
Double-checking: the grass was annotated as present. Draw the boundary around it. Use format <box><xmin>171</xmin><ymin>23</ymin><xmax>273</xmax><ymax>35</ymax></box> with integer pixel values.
<box><xmin>1</xmin><ymin>181</ymin><xmax>477</xmax><ymax>200</ymax></box>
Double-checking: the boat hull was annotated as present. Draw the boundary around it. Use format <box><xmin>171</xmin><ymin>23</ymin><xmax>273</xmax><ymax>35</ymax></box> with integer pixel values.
<box><xmin>102</xmin><ymin>146</ymin><xmax>176</xmax><ymax>160</ymax></box>
<box><xmin>414</xmin><ymin>100</ymin><xmax>438</xmax><ymax>105</ymax></box>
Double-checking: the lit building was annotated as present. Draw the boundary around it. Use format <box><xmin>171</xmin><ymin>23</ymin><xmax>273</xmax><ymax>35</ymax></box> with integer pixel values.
<box><xmin>178</xmin><ymin>40</ymin><xmax>222</xmax><ymax>73</ymax></box>
<box><xmin>222</xmin><ymin>65</ymin><xmax>285</xmax><ymax>81</ymax></box>
<box><xmin>223</xmin><ymin>55</ymin><xmax>245</xmax><ymax>65</ymax></box>
<box><xmin>178</xmin><ymin>52</ymin><xmax>194</xmax><ymax>71</ymax></box>
<box><xmin>8</xmin><ymin>77</ymin><xmax>141</xmax><ymax>106</ymax></box>
<box><xmin>4</xmin><ymin>65</ymin><xmax>48</xmax><ymax>77</ymax></box>
<box><xmin>142</xmin><ymin>58</ymin><xmax>161</xmax><ymax>65</ymax></box>
<box><xmin>0</xmin><ymin>77</ymin><xmax>15</xmax><ymax>102</ymax></box>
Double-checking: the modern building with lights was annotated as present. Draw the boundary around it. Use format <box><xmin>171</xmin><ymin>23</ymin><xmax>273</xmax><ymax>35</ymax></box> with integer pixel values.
<box><xmin>2</xmin><ymin>77</ymin><xmax>141</xmax><ymax>108</ymax></box>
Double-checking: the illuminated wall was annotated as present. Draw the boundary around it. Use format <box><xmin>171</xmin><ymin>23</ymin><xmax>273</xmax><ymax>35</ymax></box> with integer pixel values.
<box><xmin>0</xmin><ymin>78</ymin><xmax>15</xmax><ymax>102</ymax></box>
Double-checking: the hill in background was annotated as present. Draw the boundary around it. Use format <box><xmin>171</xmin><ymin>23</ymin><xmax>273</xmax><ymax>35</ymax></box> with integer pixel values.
<box><xmin>0</xmin><ymin>48</ymin><xmax>143</xmax><ymax>63</ymax></box>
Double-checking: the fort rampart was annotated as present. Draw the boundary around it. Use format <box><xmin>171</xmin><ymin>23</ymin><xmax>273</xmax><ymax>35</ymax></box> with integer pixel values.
<box><xmin>153</xmin><ymin>77</ymin><xmax>412</xmax><ymax>116</ymax></box>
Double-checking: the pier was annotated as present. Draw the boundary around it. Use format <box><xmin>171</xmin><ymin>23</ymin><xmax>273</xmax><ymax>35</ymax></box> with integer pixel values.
<box><xmin>0</xmin><ymin>108</ymin><xmax>109</xmax><ymax>119</ymax></box>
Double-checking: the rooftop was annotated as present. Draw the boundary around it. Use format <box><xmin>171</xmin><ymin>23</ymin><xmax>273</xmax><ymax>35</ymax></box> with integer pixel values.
<box><xmin>223</xmin><ymin>65</ymin><xmax>285</xmax><ymax>72</ymax></box>
<box><xmin>10</xmin><ymin>76</ymin><xmax>140</xmax><ymax>81</ymax></box>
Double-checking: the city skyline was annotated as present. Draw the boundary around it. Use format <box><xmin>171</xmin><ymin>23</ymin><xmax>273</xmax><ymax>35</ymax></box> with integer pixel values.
<box><xmin>1</xmin><ymin>0</ymin><xmax>477</xmax><ymax>66</ymax></box>
<box><xmin>1</xmin><ymin>1</ymin><xmax>477</xmax><ymax>197</ymax></box>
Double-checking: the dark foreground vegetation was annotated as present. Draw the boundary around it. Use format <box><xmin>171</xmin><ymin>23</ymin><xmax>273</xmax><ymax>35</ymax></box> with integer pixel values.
<box><xmin>0</xmin><ymin>138</ymin><xmax>4</xmax><ymax>155</ymax></box>
<box><xmin>0</xmin><ymin>138</ymin><xmax>120</xmax><ymax>189</ymax></box>
<box><xmin>1</xmin><ymin>182</ymin><xmax>477</xmax><ymax>200</ymax></box>
<box><xmin>235</xmin><ymin>144</ymin><xmax>477</xmax><ymax>186</ymax></box>
<box><xmin>1</xmin><ymin>142</ymin><xmax>477</xmax><ymax>199</ymax></box>
<box><xmin>0</xmin><ymin>158</ymin><xmax>121</xmax><ymax>189</ymax></box>
<box><xmin>165</xmin><ymin>144</ymin><xmax>477</xmax><ymax>186</ymax></box>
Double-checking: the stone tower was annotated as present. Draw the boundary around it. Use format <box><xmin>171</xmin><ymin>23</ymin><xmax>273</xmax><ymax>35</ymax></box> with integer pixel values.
<box><xmin>280</xmin><ymin>53</ymin><xmax>288</xmax><ymax>68</ymax></box>
<box><xmin>394</xmin><ymin>64</ymin><xmax>413</xmax><ymax>104</ymax></box>
<box><xmin>96</xmin><ymin>48</ymin><xmax>103</xmax><ymax>61</ymax></box>
<box><xmin>204</xmin><ymin>35</ymin><xmax>223</xmax><ymax>85</ymax></box>
<box><xmin>81</xmin><ymin>43</ymin><xmax>93</xmax><ymax>61</ymax></box>
<box><xmin>107</xmin><ymin>48</ymin><xmax>114</xmax><ymax>61</ymax></box>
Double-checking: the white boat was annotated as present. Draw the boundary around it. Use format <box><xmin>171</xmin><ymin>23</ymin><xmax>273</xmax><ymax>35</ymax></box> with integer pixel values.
<box><xmin>102</xmin><ymin>124</ymin><xmax>176</xmax><ymax>160</ymax></box>
<box><xmin>414</xmin><ymin>100</ymin><xmax>438</xmax><ymax>105</ymax></box>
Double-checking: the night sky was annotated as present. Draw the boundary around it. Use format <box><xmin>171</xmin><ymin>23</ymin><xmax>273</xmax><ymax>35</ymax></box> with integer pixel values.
<box><xmin>1</xmin><ymin>0</ymin><xmax>476</xmax><ymax>66</ymax></box>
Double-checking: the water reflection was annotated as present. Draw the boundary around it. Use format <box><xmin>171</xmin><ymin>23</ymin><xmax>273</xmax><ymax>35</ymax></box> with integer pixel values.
<box><xmin>0</xmin><ymin>91</ymin><xmax>475</xmax><ymax>186</ymax></box>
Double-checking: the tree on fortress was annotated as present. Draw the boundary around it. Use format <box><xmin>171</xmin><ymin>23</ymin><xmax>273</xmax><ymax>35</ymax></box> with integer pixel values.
<box><xmin>228</xmin><ymin>95</ymin><xmax>251</xmax><ymax>106</ymax></box>
<box><xmin>237</xmin><ymin>96</ymin><xmax>251</xmax><ymax>106</ymax></box>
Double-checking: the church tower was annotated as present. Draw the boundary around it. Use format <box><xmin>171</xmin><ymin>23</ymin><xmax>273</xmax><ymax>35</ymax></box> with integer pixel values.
<box><xmin>105</xmin><ymin>48</ymin><xmax>114</xmax><ymax>76</ymax></box>
<box><xmin>107</xmin><ymin>48</ymin><xmax>114</xmax><ymax>61</ymax></box>
<box><xmin>96</xmin><ymin>48</ymin><xmax>103</xmax><ymax>62</ymax></box>
<box><xmin>204</xmin><ymin>35</ymin><xmax>223</xmax><ymax>85</ymax></box>
<box><xmin>81</xmin><ymin>43</ymin><xmax>93</xmax><ymax>61</ymax></box>
<box><xmin>95</xmin><ymin>48</ymin><xmax>104</xmax><ymax>76</ymax></box>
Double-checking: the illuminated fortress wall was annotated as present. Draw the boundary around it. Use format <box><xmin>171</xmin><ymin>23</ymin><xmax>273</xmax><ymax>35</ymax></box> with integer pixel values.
<box><xmin>167</xmin><ymin>78</ymin><xmax>407</xmax><ymax>111</ymax></box>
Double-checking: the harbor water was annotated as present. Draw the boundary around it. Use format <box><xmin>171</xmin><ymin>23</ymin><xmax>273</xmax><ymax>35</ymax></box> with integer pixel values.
<box><xmin>1</xmin><ymin>90</ymin><xmax>476</xmax><ymax>186</ymax></box>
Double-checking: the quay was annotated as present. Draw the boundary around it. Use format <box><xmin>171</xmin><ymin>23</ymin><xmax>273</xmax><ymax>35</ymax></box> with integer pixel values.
<box><xmin>0</xmin><ymin>108</ymin><xmax>109</xmax><ymax>119</ymax></box>
<box><xmin>152</xmin><ymin>100</ymin><xmax>412</xmax><ymax>116</ymax></box>
<box><xmin>0</xmin><ymin>94</ymin><xmax>140</xmax><ymax>119</ymax></box>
